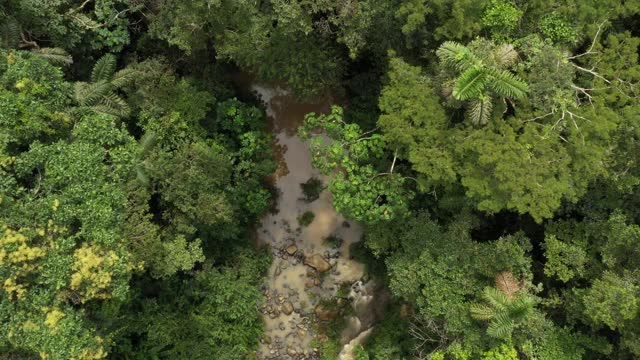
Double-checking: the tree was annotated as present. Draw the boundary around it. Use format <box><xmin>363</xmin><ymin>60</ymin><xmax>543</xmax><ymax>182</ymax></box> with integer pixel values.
<box><xmin>299</xmin><ymin>106</ymin><xmax>411</xmax><ymax>223</ymax></box>
<box><xmin>370</xmin><ymin>212</ymin><xmax>534</xmax><ymax>345</ymax></box>
<box><xmin>110</xmin><ymin>250</ymin><xmax>270</xmax><ymax>359</ymax></box>
<box><xmin>470</xmin><ymin>284</ymin><xmax>535</xmax><ymax>339</ymax></box>
<box><xmin>1</xmin><ymin>112</ymin><xmax>138</xmax><ymax>358</ymax></box>
<box><xmin>3</xmin><ymin>0</ymin><xmax>140</xmax><ymax>53</ymax></box>
<box><xmin>0</xmin><ymin>50</ymin><xmax>72</xmax><ymax>151</ymax></box>
<box><xmin>378</xmin><ymin>56</ymin><xmax>455</xmax><ymax>188</ymax></box>
<box><xmin>436</xmin><ymin>39</ymin><xmax>528</xmax><ymax>125</ymax></box>
<box><xmin>0</xmin><ymin>16</ymin><xmax>72</xmax><ymax>66</ymax></box>
<box><xmin>146</xmin><ymin>0</ymin><xmax>386</xmax><ymax>98</ymax></box>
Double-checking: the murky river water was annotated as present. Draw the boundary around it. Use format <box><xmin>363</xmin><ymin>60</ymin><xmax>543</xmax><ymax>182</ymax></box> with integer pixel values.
<box><xmin>238</xmin><ymin>82</ymin><xmax>379</xmax><ymax>360</ymax></box>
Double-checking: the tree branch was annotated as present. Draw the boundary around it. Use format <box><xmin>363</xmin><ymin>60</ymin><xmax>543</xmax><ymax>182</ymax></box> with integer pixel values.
<box><xmin>567</xmin><ymin>20</ymin><xmax>607</xmax><ymax>60</ymax></box>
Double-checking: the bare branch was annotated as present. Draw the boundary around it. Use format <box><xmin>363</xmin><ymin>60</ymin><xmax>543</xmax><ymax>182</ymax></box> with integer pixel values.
<box><xmin>567</xmin><ymin>20</ymin><xmax>607</xmax><ymax>60</ymax></box>
<box><xmin>571</xmin><ymin>63</ymin><xmax>612</xmax><ymax>84</ymax></box>
<box><xmin>523</xmin><ymin>111</ymin><xmax>554</xmax><ymax>123</ymax></box>
<box><xmin>389</xmin><ymin>149</ymin><xmax>398</xmax><ymax>174</ymax></box>
<box><xmin>571</xmin><ymin>84</ymin><xmax>594</xmax><ymax>105</ymax></box>
<box><xmin>19</xmin><ymin>32</ymin><xmax>39</xmax><ymax>49</ymax></box>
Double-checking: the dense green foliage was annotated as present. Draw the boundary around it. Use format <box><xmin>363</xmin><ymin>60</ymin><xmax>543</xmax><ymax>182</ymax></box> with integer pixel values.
<box><xmin>1</xmin><ymin>0</ymin><xmax>640</xmax><ymax>359</ymax></box>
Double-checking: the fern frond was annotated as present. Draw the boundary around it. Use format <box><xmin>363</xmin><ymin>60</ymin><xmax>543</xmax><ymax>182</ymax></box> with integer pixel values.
<box><xmin>488</xmin><ymin>69</ymin><xmax>528</xmax><ymax>99</ymax></box>
<box><xmin>489</xmin><ymin>44</ymin><xmax>519</xmax><ymax>69</ymax></box>
<box><xmin>470</xmin><ymin>304</ymin><xmax>495</xmax><ymax>321</ymax></box>
<box><xmin>91</xmin><ymin>54</ymin><xmax>117</xmax><ymax>82</ymax></box>
<box><xmin>467</xmin><ymin>95</ymin><xmax>493</xmax><ymax>126</ymax></box>
<box><xmin>32</xmin><ymin>47</ymin><xmax>73</xmax><ymax>66</ymax></box>
<box><xmin>0</xmin><ymin>17</ymin><xmax>21</xmax><ymax>49</ymax></box>
<box><xmin>487</xmin><ymin>313</ymin><xmax>514</xmax><ymax>339</ymax></box>
<box><xmin>111</xmin><ymin>67</ymin><xmax>138</xmax><ymax>89</ymax></box>
<box><xmin>453</xmin><ymin>67</ymin><xmax>487</xmax><ymax>100</ymax></box>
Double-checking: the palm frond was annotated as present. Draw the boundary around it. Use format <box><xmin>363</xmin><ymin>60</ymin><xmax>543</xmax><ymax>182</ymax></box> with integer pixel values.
<box><xmin>0</xmin><ymin>17</ymin><xmax>21</xmax><ymax>49</ymax></box>
<box><xmin>436</xmin><ymin>41</ymin><xmax>478</xmax><ymax>71</ymax></box>
<box><xmin>453</xmin><ymin>67</ymin><xmax>487</xmax><ymax>100</ymax></box>
<box><xmin>470</xmin><ymin>303</ymin><xmax>495</xmax><ymax>320</ymax></box>
<box><xmin>66</xmin><ymin>106</ymin><xmax>92</xmax><ymax>119</ymax></box>
<box><xmin>487</xmin><ymin>313</ymin><xmax>514</xmax><ymax>339</ymax></box>
<box><xmin>89</xmin><ymin>104</ymin><xmax>124</xmax><ymax>118</ymax></box>
<box><xmin>74</xmin><ymin>81</ymin><xmax>112</xmax><ymax>106</ymax></box>
<box><xmin>496</xmin><ymin>271</ymin><xmax>520</xmax><ymax>298</ymax></box>
<box><xmin>98</xmin><ymin>91</ymin><xmax>130</xmax><ymax>117</ymax></box>
<box><xmin>467</xmin><ymin>95</ymin><xmax>493</xmax><ymax>126</ymax></box>
<box><xmin>31</xmin><ymin>47</ymin><xmax>73</xmax><ymax>66</ymax></box>
<box><xmin>91</xmin><ymin>54</ymin><xmax>117</xmax><ymax>82</ymax></box>
<box><xmin>482</xmin><ymin>287</ymin><xmax>509</xmax><ymax>312</ymax></box>
<box><xmin>488</xmin><ymin>69</ymin><xmax>528</xmax><ymax>99</ymax></box>
<box><xmin>489</xmin><ymin>43</ymin><xmax>519</xmax><ymax>69</ymax></box>
<box><xmin>508</xmin><ymin>295</ymin><xmax>535</xmax><ymax>320</ymax></box>
<box><xmin>139</xmin><ymin>132</ymin><xmax>157</xmax><ymax>158</ymax></box>
<box><xmin>135</xmin><ymin>163</ymin><xmax>150</xmax><ymax>185</ymax></box>
<box><xmin>111</xmin><ymin>67</ymin><xmax>138</xmax><ymax>89</ymax></box>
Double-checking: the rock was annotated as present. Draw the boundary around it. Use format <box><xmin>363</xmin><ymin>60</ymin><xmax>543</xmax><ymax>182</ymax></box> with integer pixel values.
<box><xmin>274</xmin><ymin>266</ymin><xmax>281</xmax><ymax>276</ymax></box>
<box><xmin>313</xmin><ymin>278</ymin><xmax>320</xmax><ymax>286</ymax></box>
<box><xmin>287</xmin><ymin>347</ymin><xmax>297</xmax><ymax>356</ymax></box>
<box><xmin>281</xmin><ymin>302</ymin><xmax>294</xmax><ymax>315</ymax></box>
<box><xmin>314</xmin><ymin>304</ymin><xmax>339</xmax><ymax>321</ymax></box>
<box><xmin>286</xmin><ymin>245</ymin><xmax>298</xmax><ymax>255</ymax></box>
<box><xmin>304</xmin><ymin>254</ymin><xmax>331</xmax><ymax>272</ymax></box>
<box><xmin>297</xmin><ymin>329</ymin><xmax>306</xmax><ymax>338</ymax></box>
<box><xmin>304</xmin><ymin>279</ymin><xmax>314</xmax><ymax>289</ymax></box>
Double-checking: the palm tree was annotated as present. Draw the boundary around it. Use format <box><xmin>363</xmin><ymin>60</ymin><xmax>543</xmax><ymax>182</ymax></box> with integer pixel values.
<box><xmin>74</xmin><ymin>54</ymin><xmax>137</xmax><ymax>118</ymax></box>
<box><xmin>437</xmin><ymin>40</ymin><xmax>529</xmax><ymax>126</ymax></box>
<box><xmin>0</xmin><ymin>17</ymin><xmax>72</xmax><ymax>66</ymax></box>
<box><xmin>470</xmin><ymin>272</ymin><xmax>535</xmax><ymax>339</ymax></box>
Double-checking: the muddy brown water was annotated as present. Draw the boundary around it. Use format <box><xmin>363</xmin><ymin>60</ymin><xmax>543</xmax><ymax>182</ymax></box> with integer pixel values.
<box><xmin>234</xmin><ymin>79</ymin><xmax>380</xmax><ymax>360</ymax></box>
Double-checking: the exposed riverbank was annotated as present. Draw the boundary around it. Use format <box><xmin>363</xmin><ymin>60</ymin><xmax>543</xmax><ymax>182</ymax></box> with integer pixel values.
<box><xmin>243</xmin><ymin>83</ymin><xmax>382</xmax><ymax>360</ymax></box>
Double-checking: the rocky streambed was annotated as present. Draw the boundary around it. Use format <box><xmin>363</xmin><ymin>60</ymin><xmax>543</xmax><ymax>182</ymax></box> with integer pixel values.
<box><xmin>247</xmin><ymin>84</ymin><xmax>383</xmax><ymax>360</ymax></box>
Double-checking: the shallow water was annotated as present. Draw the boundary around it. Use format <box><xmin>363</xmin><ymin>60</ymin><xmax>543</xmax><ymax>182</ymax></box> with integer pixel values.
<box><xmin>244</xmin><ymin>82</ymin><xmax>374</xmax><ymax>359</ymax></box>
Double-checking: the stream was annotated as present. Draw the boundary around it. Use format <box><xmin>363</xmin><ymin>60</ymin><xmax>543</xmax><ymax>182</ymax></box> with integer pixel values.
<box><xmin>240</xmin><ymin>82</ymin><xmax>382</xmax><ymax>360</ymax></box>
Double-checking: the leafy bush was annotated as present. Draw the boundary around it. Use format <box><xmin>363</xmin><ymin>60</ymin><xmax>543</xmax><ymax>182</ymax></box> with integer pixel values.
<box><xmin>324</xmin><ymin>233</ymin><xmax>343</xmax><ymax>248</ymax></box>
<box><xmin>301</xmin><ymin>176</ymin><xmax>324</xmax><ymax>202</ymax></box>
<box><xmin>540</xmin><ymin>15</ymin><xmax>578</xmax><ymax>43</ymax></box>
<box><xmin>298</xmin><ymin>211</ymin><xmax>316</xmax><ymax>227</ymax></box>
